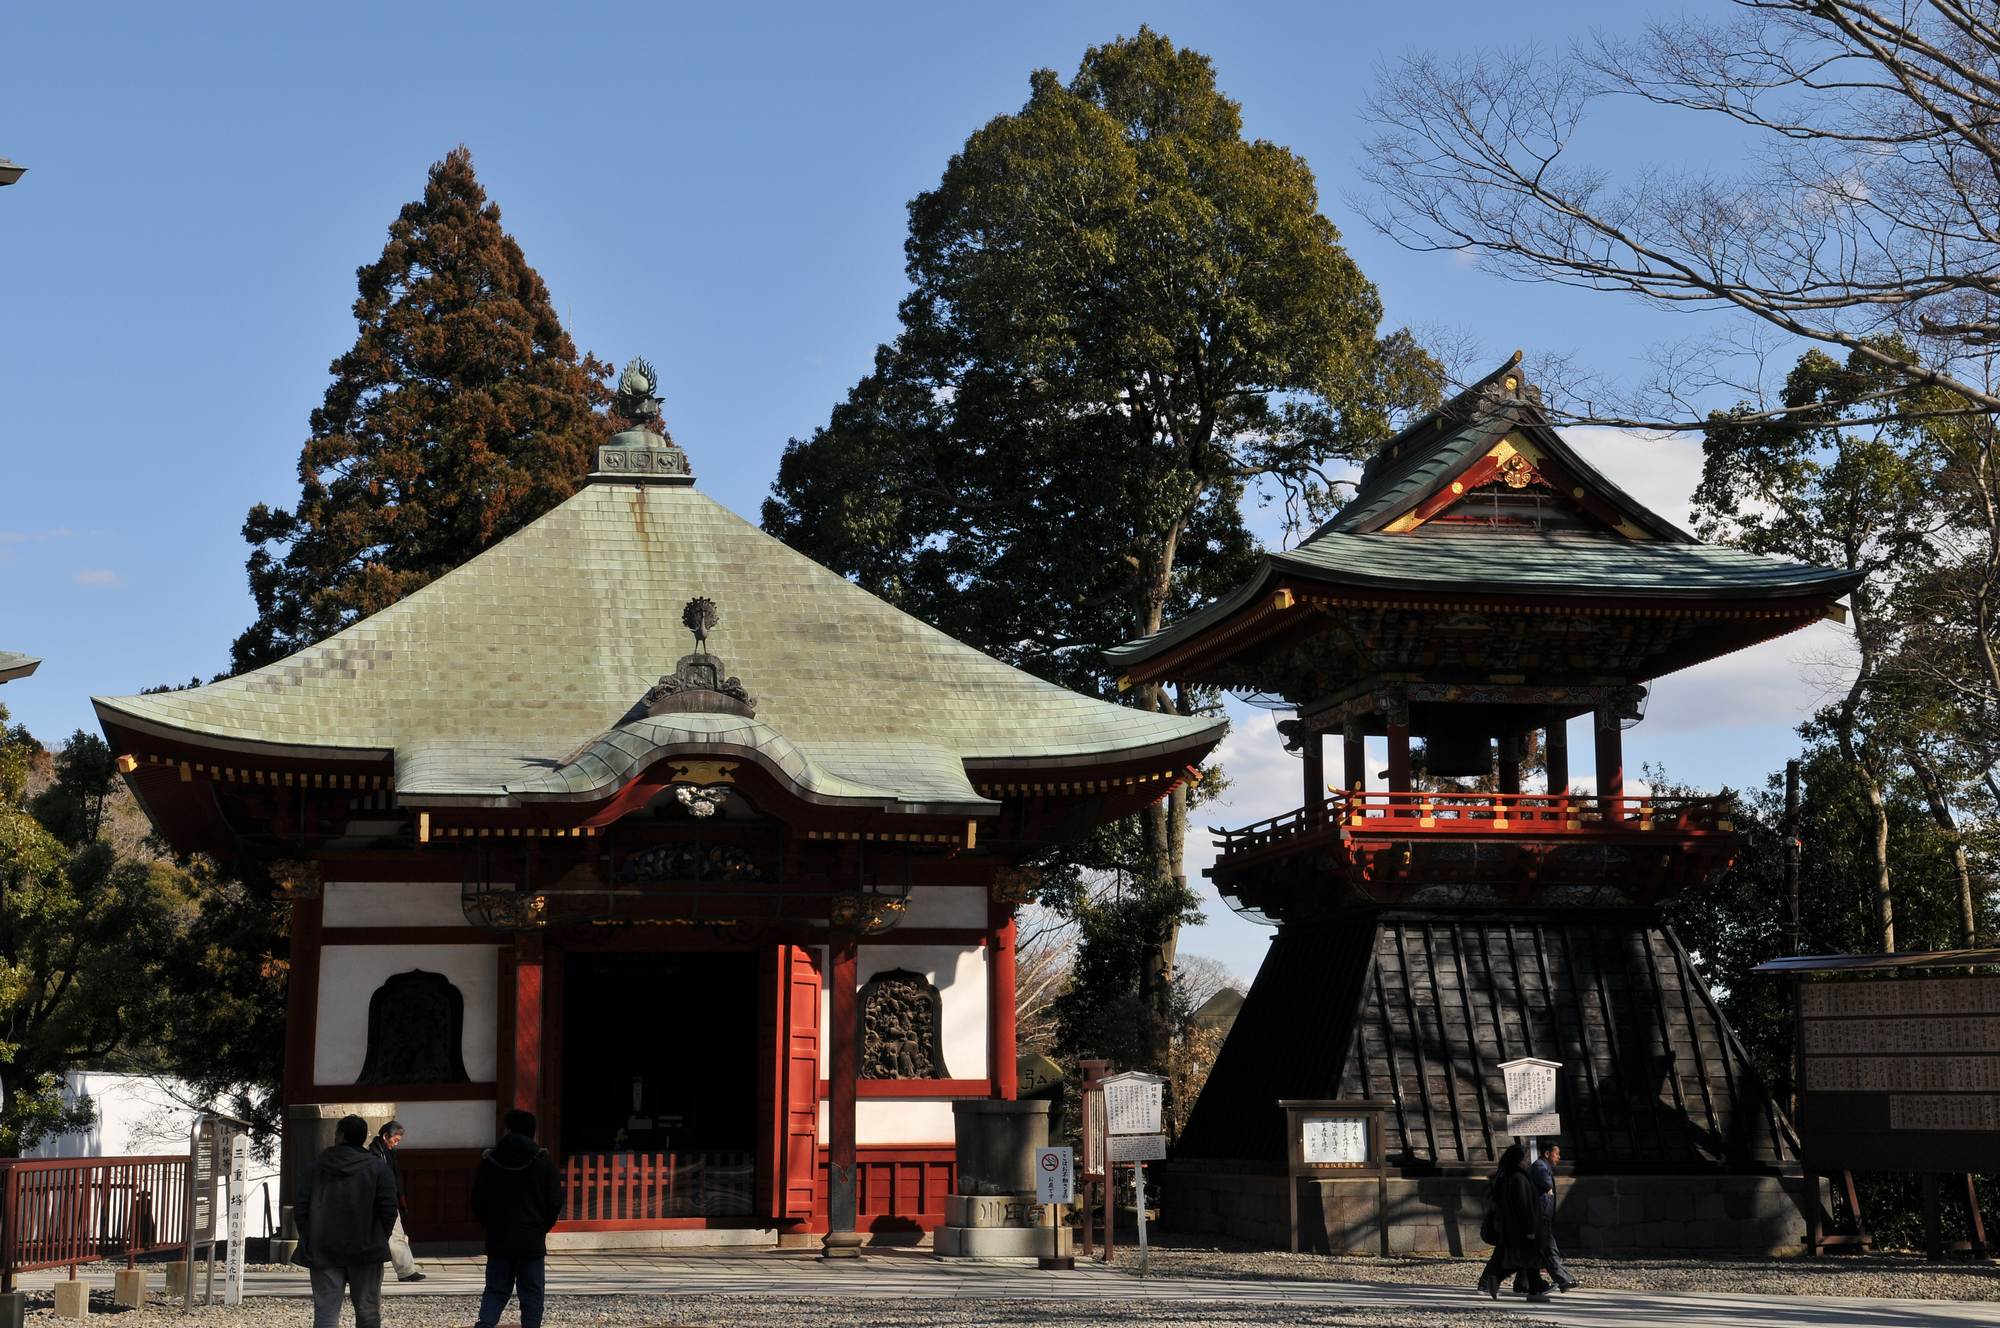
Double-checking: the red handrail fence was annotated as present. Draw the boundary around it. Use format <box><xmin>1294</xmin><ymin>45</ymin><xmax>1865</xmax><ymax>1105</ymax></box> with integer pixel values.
<box><xmin>0</xmin><ymin>1156</ymin><xmax>191</xmax><ymax>1289</ymax></box>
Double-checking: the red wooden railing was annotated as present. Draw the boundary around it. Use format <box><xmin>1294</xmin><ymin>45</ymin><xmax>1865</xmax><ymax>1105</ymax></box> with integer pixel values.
<box><xmin>560</xmin><ymin>1151</ymin><xmax>755</xmax><ymax>1224</ymax></box>
<box><xmin>1214</xmin><ymin>790</ymin><xmax>1731</xmax><ymax>861</ymax></box>
<box><xmin>0</xmin><ymin>1156</ymin><xmax>192</xmax><ymax>1287</ymax></box>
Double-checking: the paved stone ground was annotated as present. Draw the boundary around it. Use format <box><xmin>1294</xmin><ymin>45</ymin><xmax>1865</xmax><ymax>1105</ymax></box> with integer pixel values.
<box><xmin>14</xmin><ymin>1247</ymin><xmax>1998</xmax><ymax>1328</ymax></box>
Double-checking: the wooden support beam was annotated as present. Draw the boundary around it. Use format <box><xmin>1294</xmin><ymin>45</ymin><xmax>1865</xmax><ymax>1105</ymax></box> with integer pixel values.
<box><xmin>511</xmin><ymin>937</ymin><xmax>544</xmax><ymax>1117</ymax></box>
<box><xmin>990</xmin><ymin>904</ymin><xmax>1018</xmax><ymax>1100</ymax></box>
<box><xmin>1595</xmin><ymin>708</ymin><xmax>1625</xmax><ymax>808</ymax></box>
<box><xmin>1544</xmin><ymin>718</ymin><xmax>1570</xmax><ymax>795</ymax></box>
<box><xmin>823</xmin><ymin>930</ymin><xmax>862</xmax><ymax>1257</ymax></box>
<box><xmin>1301</xmin><ymin>730</ymin><xmax>1325</xmax><ymax>822</ymax></box>
<box><xmin>1497</xmin><ymin>730</ymin><xmax>1522</xmax><ymax>796</ymax></box>
<box><xmin>1386</xmin><ymin>722</ymin><xmax>1412</xmax><ymax>794</ymax></box>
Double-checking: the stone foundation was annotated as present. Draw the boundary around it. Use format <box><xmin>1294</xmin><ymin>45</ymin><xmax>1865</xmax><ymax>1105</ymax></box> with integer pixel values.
<box><xmin>1164</xmin><ymin>1163</ymin><xmax>1820</xmax><ymax>1256</ymax></box>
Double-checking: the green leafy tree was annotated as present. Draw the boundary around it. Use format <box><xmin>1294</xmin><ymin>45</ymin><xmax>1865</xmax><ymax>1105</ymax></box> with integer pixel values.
<box><xmin>234</xmin><ymin>146</ymin><xmax>615</xmax><ymax>672</ymax></box>
<box><xmin>0</xmin><ymin>722</ymin><xmax>185</xmax><ymax>1152</ymax></box>
<box><xmin>1695</xmin><ymin>343</ymin><xmax>1944</xmax><ymax>950</ymax></box>
<box><xmin>765</xmin><ymin>28</ymin><xmax>1440</xmax><ymax>1063</ymax></box>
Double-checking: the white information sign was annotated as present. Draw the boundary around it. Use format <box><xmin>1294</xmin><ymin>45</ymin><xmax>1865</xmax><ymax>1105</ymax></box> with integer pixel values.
<box><xmin>1499</xmin><ymin>1058</ymin><xmax>1560</xmax><ymax>1117</ymax></box>
<box><xmin>1102</xmin><ymin>1072</ymin><xmax>1165</xmax><ymax>1136</ymax></box>
<box><xmin>1507</xmin><ymin>1110</ymin><xmax>1562</xmax><ymax>1138</ymax></box>
<box><xmin>1106</xmin><ymin>1132</ymin><xmax>1167</xmax><ymax>1162</ymax></box>
<box><xmin>224</xmin><ymin>1135</ymin><xmax>249</xmax><ymax>1305</ymax></box>
<box><xmin>1301</xmin><ymin>1115</ymin><xmax>1369</xmax><ymax>1166</ymax></box>
<box><xmin>1035</xmin><ymin>1146</ymin><xmax>1075</xmax><ymax>1205</ymax></box>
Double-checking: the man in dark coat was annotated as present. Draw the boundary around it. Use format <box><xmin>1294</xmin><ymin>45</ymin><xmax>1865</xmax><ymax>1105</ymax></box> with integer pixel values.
<box><xmin>296</xmin><ymin>1114</ymin><xmax>398</xmax><ymax>1328</ymax></box>
<box><xmin>472</xmin><ymin>1108</ymin><xmax>565</xmax><ymax>1328</ymax></box>
<box><xmin>1529</xmin><ymin>1140</ymin><xmax>1580</xmax><ymax>1292</ymax></box>
<box><xmin>1475</xmin><ymin>1144</ymin><xmax>1550</xmax><ymax>1301</ymax></box>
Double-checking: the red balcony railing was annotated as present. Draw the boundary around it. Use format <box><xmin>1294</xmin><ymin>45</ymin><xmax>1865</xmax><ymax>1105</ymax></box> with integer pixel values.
<box><xmin>1214</xmin><ymin>790</ymin><xmax>1732</xmax><ymax>864</ymax></box>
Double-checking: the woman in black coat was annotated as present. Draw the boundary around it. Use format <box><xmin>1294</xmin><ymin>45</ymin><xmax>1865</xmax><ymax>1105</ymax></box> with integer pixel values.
<box><xmin>1476</xmin><ymin>1144</ymin><xmax>1551</xmax><ymax>1300</ymax></box>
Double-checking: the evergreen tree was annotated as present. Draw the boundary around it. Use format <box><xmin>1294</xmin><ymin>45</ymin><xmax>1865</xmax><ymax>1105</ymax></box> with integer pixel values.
<box><xmin>765</xmin><ymin>29</ymin><xmax>1439</xmax><ymax>1065</ymax></box>
<box><xmin>234</xmin><ymin>147</ymin><xmax>613</xmax><ymax>672</ymax></box>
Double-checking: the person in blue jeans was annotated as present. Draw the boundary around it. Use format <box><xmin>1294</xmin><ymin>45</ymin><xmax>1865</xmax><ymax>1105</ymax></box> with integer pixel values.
<box><xmin>472</xmin><ymin>1109</ymin><xmax>565</xmax><ymax>1328</ymax></box>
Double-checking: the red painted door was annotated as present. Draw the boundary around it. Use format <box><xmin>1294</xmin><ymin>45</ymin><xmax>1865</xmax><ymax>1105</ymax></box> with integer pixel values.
<box><xmin>783</xmin><ymin>945</ymin><xmax>823</xmax><ymax>1220</ymax></box>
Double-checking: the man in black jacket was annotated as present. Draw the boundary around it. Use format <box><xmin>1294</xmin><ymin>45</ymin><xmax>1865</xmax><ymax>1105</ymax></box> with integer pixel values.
<box><xmin>472</xmin><ymin>1109</ymin><xmax>565</xmax><ymax>1328</ymax></box>
<box><xmin>296</xmin><ymin>1114</ymin><xmax>398</xmax><ymax>1328</ymax></box>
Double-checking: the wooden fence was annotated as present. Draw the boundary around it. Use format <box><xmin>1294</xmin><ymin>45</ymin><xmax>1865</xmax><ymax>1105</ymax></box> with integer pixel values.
<box><xmin>0</xmin><ymin>1156</ymin><xmax>191</xmax><ymax>1288</ymax></box>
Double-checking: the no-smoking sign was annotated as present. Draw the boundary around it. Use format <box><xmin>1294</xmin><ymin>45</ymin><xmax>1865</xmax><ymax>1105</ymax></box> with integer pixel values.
<box><xmin>1034</xmin><ymin>1146</ymin><xmax>1074</xmax><ymax>1204</ymax></box>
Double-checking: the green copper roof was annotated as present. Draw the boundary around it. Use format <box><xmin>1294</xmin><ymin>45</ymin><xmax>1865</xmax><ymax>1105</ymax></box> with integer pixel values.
<box><xmin>95</xmin><ymin>483</ymin><xmax>1220</xmax><ymax>807</ymax></box>
<box><xmin>0</xmin><ymin>652</ymin><xmax>40</xmax><ymax>684</ymax></box>
<box><xmin>1107</xmin><ymin>359</ymin><xmax>1861</xmax><ymax>670</ymax></box>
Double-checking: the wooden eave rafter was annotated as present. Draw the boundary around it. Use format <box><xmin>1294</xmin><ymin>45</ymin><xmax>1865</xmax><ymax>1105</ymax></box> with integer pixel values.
<box><xmin>1119</xmin><ymin>582</ymin><xmax>1837</xmax><ymax>691</ymax></box>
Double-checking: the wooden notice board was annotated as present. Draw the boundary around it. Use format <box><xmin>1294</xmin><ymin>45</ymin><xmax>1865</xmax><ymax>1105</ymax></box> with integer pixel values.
<box><xmin>1797</xmin><ymin>975</ymin><xmax>2000</xmax><ymax>1173</ymax></box>
<box><xmin>1279</xmin><ymin>1099</ymin><xmax>1389</xmax><ymax>1255</ymax></box>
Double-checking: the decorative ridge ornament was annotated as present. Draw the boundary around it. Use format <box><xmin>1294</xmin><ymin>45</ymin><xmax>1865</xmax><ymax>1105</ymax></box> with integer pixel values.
<box><xmin>592</xmin><ymin>353</ymin><xmax>694</xmax><ymax>485</ymax></box>
<box><xmin>643</xmin><ymin>596</ymin><xmax>756</xmax><ymax>718</ymax></box>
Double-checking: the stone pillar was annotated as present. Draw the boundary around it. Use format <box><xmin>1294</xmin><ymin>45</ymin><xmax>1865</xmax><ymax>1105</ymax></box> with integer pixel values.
<box><xmin>1544</xmin><ymin>716</ymin><xmax>1570</xmax><ymax>795</ymax></box>
<box><xmin>1595</xmin><ymin>707</ymin><xmax>1624</xmax><ymax>810</ymax></box>
<box><xmin>823</xmin><ymin>930</ymin><xmax>863</xmax><ymax>1258</ymax></box>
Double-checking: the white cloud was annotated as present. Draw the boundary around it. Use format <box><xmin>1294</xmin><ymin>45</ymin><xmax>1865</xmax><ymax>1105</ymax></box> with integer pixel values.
<box><xmin>72</xmin><ymin>569</ymin><xmax>124</xmax><ymax>588</ymax></box>
<box><xmin>1563</xmin><ymin>425</ymin><xmax>1704</xmax><ymax>532</ymax></box>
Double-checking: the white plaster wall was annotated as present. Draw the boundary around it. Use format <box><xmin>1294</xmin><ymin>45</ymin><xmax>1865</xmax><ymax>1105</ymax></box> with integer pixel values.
<box><xmin>817</xmin><ymin>1099</ymin><xmax>957</xmax><ymax>1145</ymax></box>
<box><xmin>314</xmin><ymin>945</ymin><xmax>500</xmax><ymax>1084</ymax></box>
<box><xmin>388</xmin><ymin>1099</ymin><xmax>500</xmax><ymax>1150</ymax></box>
<box><xmin>861</xmin><ymin>944</ymin><xmax>988</xmax><ymax>1081</ymax></box>
<box><xmin>896</xmin><ymin>885</ymin><xmax>989</xmax><ymax>930</ymax></box>
<box><xmin>817</xmin><ymin>943</ymin><xmax>989</xmax><ymax>1080</ymax></box>
<box><xmin>322</xmin><ymin>880</ymin><xmax>468</xmax><ymax>928</ymax></box>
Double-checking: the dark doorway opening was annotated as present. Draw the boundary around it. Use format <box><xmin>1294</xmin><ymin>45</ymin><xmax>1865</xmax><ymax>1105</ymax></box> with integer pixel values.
<box><xmin>559</xmin><ymin>952</ymin><xmax>759</xmax><ymax>1218</ymax></box>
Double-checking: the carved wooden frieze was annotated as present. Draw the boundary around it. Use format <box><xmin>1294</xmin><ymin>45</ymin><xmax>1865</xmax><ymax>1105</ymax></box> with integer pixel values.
<box><xmin>356</xmin><ymin>969</ymin><xmax>470</xmax><ymax>1084</ymax></box>
<box><xmin>859</xmin><ymin>968</ymin><xmax>948</xmax><ymax>1080</ymax></box>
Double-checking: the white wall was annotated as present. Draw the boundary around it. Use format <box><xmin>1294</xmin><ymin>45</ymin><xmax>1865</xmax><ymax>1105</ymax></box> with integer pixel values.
<box><xmin>817</xmin><ymin>1099</ymin><xmax>957</xmax><ymax>1145</ymax></box>
<box><xmin>314</xmin><ymin>945</ymin><xmax>500</xmax><ymax>1084</ymax></box>
<box><xmin>322</xmin><ymin>880</ymin><xmax>468</xmax><ymax>928</ymax></box>
<box><xmin>390</xmin><ymin>1099</ymin><xmax>499</xmax><ymax>1150</ymax></box>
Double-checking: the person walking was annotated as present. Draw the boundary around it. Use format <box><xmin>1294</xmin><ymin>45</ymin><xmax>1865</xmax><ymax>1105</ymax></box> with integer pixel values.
<box><xmin>1530</xmin><ymin>1140</ymin><xmax>1581</xmax><ymax>1292</ymax></box>
<box><xmin>295</xmin><ymin>1114</ymin><xmax>398</xmax><ymax>1328</ymax></box>
<box><xmin>370</xmin><ymin>1120</ymin><xmax>426</xmax><ymax>1283</ymax></box>
<box><xmin>471</xmin><ymin>1109</ymin><xmax>565</xmax><ymax>1328</ymax></box>
<box><xmin>1475</xmin><ymin>1143</ymin><xmax>1549</xmax><ymax>1302</ymax></box>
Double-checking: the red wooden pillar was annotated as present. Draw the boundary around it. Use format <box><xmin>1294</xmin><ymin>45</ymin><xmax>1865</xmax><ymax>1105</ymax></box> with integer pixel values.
<box><xmin>279</xmin><ymin>889</ymin><xmax>323</xmax><ymax>1237</ymax></box>
<box><xmin>1301</xmin><ymin>729</ymin><xmax>1325</xmax><ymax>823</ymax></box>
<box><xmin>1544</xmin><ymin>716</ymin><xmax>1570</xmax><ymax>795</ymax></box>
<box><xmin>1497</xmin><ymin>729</ymin><xmax>1522</xmax><ymax>795</ymax></box>
<box><xmin>1386</xmin><ymin>715</ymin><xmax>1412</xmax><ymax>794</ymax></box>
<box><xmin>1343</xmin><ymin>724</ymin><xmax>1366</xmax><ymax>794</ymax></box>
<box><xmin>823</xmin><ymin>930</ymin><xmax>863</xmax><ymax>1257</ymax></box>
<box><xmin>990</xmin><ymin>904</ymin><xmax>1018</xmax><ymax>1100</ymax></box>
<box><xmin>1594</xmin><ymin>707</ymin><xmax>1625</xmax><ymax>812</ymax></box>
<box><xmin>512</xmin><ymin>937</ymin><xmax>545</xmax><ymax>1117</ymax></box>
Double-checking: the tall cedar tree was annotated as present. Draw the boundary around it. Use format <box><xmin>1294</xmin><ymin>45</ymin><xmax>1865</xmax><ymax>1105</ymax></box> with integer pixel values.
<box><xmin>235</xmin><ymin>147</ymin><xmax>613</xmax><ymax>672</ymax></box>
<box><xmin>764</xmin><ymin>30</ymin><xmax>1439</xmax><ymax>1065</ymax></box>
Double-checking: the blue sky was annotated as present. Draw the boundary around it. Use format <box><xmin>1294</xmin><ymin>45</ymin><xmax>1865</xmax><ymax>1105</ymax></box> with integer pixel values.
<box><xmin>0</xmin><ymin>2</ymin><xmax>1841</xmax><ymax>978</ymax></box>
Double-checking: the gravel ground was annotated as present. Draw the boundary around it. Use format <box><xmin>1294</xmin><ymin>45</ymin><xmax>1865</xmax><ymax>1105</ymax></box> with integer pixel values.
<box><xmin>1139</xmin><ymin>1236</ymin><xmax>2000</xmax><ymax>1302</ymax></box>
<box><xmin>20</xmin><ymin>1293</ymin><xmax>1555</xmax><ymax>1328</ymax></box>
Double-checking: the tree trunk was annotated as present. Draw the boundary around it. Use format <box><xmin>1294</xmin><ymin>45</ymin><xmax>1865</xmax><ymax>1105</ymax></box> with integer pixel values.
<box><xmin>1910</xmin><ymin>750</ymin><xmax>1980</xmax><ymax>948</ymax></box>
<box><xmin>1839</xmin><ymin>589</ymin><xmax>1895</xmax><ymax>952</ymax></box>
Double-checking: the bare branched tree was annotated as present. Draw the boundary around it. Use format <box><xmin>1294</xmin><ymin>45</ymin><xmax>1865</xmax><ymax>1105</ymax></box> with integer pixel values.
<box><xmin>1360</xmin><ymin>1</ymin><xmax>2000</xmax><ymax>429</ymax></box>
